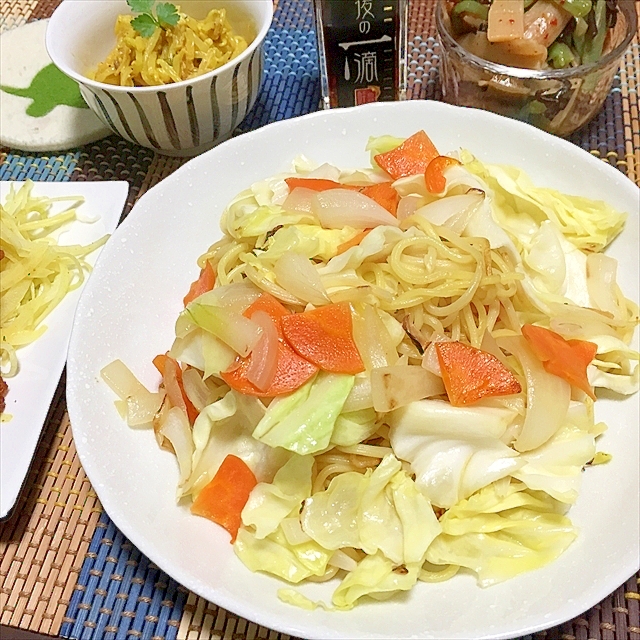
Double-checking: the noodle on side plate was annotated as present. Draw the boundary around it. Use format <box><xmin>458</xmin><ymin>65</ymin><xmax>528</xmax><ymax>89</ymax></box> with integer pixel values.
<box><xmin>0</xmin><ymin>182</ymin><xmax>109</xmax><ymax>382</ymax></box>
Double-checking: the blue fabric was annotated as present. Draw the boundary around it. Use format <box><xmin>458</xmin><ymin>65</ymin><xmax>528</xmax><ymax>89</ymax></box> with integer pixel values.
<box><xmin>60</xmin><ymin>512</ymin><xmax>187</xmax><ymax>640</ymax></box>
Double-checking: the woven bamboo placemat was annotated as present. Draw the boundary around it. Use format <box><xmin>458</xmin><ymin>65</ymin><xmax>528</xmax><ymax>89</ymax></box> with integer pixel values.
<box><xmin>1</xmin><ymin>1</ymin><xmax>639</xmax><ymax>639</ymax></box>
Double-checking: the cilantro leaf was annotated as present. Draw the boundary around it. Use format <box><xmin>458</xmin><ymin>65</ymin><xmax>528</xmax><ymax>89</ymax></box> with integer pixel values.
<box><xmin>131</xmin><ymin>13</ymin><xmax>158</xmax><ymax>37</ymax></box>
<box><xmin>127</xmin><ymin>0</ymin><xmax>154</xmax><ymax>15</ymax></box>
<box><xmin>156</xmin><ymin>2</ymin><xmax>180</xmax><ymax>28</ymax></box>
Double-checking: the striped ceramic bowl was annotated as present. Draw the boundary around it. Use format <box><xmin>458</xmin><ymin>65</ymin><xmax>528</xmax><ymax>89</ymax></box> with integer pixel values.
<box><xmin>46</xmin><ymin>0</ymin><xmax>272</xmax><ymax>157</ymax></box>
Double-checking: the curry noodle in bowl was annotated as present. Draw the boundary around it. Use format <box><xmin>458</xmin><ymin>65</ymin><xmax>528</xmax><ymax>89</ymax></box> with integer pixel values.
<box><xmin>46</xmin><ymin>0</ymin><xmax>272</xmax><ymax>156</ymax></box>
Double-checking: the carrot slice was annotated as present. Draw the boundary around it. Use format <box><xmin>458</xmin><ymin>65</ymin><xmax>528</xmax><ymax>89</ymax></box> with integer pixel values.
<box><xmin>521</xmin><ymin>324</ymin><xmax>597</xmax><ymax>400</ymax></box>
<box><xmin>285</xmin><ymin>177</ymin><xmax>358</xmax><ymax>192</ymax></box>
<box><xmin>436</xmin><ymin>341</ymin><xmax>522</xmax><ymax>406</ymax></box>
<box><xmin>184</xmin><ymin>261</ymin><xmax>216</xmax><ymax>307</ymax></box>
<box><xmin>336</xmin><ymin>229</ymin><xmax>372</xmax><ymax>255</ymax></box>
<box><xmin>359</xmin><ymin>182</ymin><xmax>400</xmax><ymax>215</ymax></box>
<box><xmin>425</xmin><ymin>156</ymin><xmax>461</xmax><ymax>194</ymax></box>
<box><xmin>191</xmin><ymin>454</ymin><xmax>257</xmax><ymax>543</ymax></box>
<box><xmin>373</xmin><ymin>130</ymin><xmax>440</xmax><ymax>180</ymax></box>
<box><xmin>153</xmin><ymin>353</ymin><xmax>199</xmax><ymax>423</ymax></box>
<box><xmin>220</xmin><ymin>293</ymin><xmax>318</xmax><ymax>397</ymax></box>
<box><xmin>281</xmin><ymin>302</ymin><xmax>365</xmax><ymax>375</ymax></box>
<box><xmin>152</xmin><ymin>353</ymin><xmax>168</xmax><ymax>376</ymax></box>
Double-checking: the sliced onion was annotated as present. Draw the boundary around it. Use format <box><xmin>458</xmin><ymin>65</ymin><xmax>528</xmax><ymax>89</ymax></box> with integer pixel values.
<box><xmin>480</xmin><ymin>330</ymin><xmax>510</xmax><ymax>368</ymax></box>
<box><xmin>162</xmin><ymin>355</ymin><xmax>188</xmax><ymax>416</ymax></box>
<box><xmin>586</xmin><ymin>253</ymin><xmax>621</xmax><ymax>319</ymax></box>
<box><xmin>342</xmin><ymin>373</ymin><xmax>374</xmax><ymax>412</ymax></box>
<box><xmin>371</xmin><ymin>365</ymin><xmax>445</xmax><ymax>412</ymax></box>
<box><xmin>312</xmin><ymin>189</ymin><xmax>399</xmax><ymax>229</ymax></box>
<box><xmin>281</xmin><ymin>516</ymin><xmax>312</xmax><ymax>546</ymax></box>
<box><xmin>188</xmin><ymin>302</ymin><xmax>262</xmax><ymax>357</ymax></box>
<box><xmin>243</xmin><ymin>264</ymin><xmax>304</xmax><ymax>307</ymax></box>
<box><xmin>194</xmin><ymin>282</ymin><xmax>261</xmax><ymax>314</ymax></box>
<box><xmin>282</xmin><ymin>186</ymin><xmax>317</xmax><ymax>215</ymax></box>
<box><xmin>274</xmin><ymin>251</ymin><xmax>330</xmax><ymax>306</ymax></box>
<box><xmin>100</xmin><ymin>359</ymin><xmax>164</xmax><ymax>427</ymax></box>
<box><xmin>328</xmin><ymin>549</ymin><xmax>358</xmax><ymax>572</ymax></box>
<box><xmin>415</xmin><ymin>190</ymin><xmax>484</xmax><ymax>231</ymax></box>
<box><xmin>307</xmin><ymin>163</ymin><xmax>342</xmax><ymax>181</ymax></box>
<box><xmin>245</xmin><ymin>310</ymin><xmax>279</xmax><ymax>392</ymax></box>
<box><xmin>351</xmin><ymin>303</ymin><xmax>399</xmax><ymax>370</ymax></box>
<box><xmin>498</xmin><ymin>336</ymin><xmax>570</xmax><ymax>452</ymax></box>
<box><xmin>159</xmin><ymin>406</ymin><xmax>194</xmax><ymax>485</ymax></box>
<box><xmin>421</xmin><ymin>334</ymin><xmax>451</xmax><ymax>376</ymax></box>
<box><xmin>182</xmin><ymin>367</ymin><xmax>212</xmax><ymax>412</ymax></box>
<box><xmin>397</xmin><ymin>194</ymin><xmax>423</xmax><ymax>221</ymax></box>
<box><xmin>549</xmin><ymin>313</ymin><xmax>617</xmax><ymax>339</ymax></box>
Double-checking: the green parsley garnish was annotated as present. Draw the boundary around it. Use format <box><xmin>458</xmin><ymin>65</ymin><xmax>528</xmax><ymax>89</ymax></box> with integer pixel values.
<box><xmin>127</xmin><ymin>0</ymin><xmax>180</xmax><ymax>38</ymax></box>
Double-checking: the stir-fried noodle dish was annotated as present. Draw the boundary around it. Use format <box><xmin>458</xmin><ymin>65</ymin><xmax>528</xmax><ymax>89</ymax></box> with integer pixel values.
<box><xmin>103</xmin><ymin>130</ymin><xmax>639</xmax><ymax>610</ymax></box>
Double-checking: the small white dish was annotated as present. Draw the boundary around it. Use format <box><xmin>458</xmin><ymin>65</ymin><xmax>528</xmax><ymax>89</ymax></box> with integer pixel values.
<box><xmin>66</xmin><ymin>101</ymin><xmax>639</xmax><ymax>639</ymax></box>
<box><xmin>0</xmin><ymin>180</ymin><xmax>128</xmax><ymax>520</ymax></box>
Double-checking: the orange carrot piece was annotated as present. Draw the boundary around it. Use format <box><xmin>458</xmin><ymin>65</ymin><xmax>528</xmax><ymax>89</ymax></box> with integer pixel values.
<box><xmin>436</xmin><ymin>341</ymin><xmax>522</xmax><ymax>407</ymax></box>
<box><xmin>152</xmin><ymin>353</ymin><xmax>168</xmax><ymax>376</ymax></box>
<box><xmin>359</xmin><ymin>182</ymin><xmax>400</xmax><ymax>215</ymax></box>
<box><xmin>153</xmin><ymin>352</ymin><xmax>199</xmax><ymax>423</ymax></box>
<box><xmin>191</xmin><ymin>454</ymin><xmax>257</xmax><ymax>543</ymax></box>
<box><xmin>521</xmin><ymin>324</ymin><xmax>597</xmax><ymax>400</ymax></box>
<box><xmin>336</xmin><ymin>229</ymin><xmax>372</xmax><ymax>255</ymax></box>
<box><xmin>285</xmin><ymin>177</ymin><xmax>359</xmax><ymax>192</ymax></box>
<box><xmin>184</xmin><ymin>261</ymin><xmax>216</xmax><ymax>307</ymax></box>
<box><xmin>220</xmin><ymin>293</ymin><xmax>318</xmax><ymax>397</ymax></box>
<box><xmin>425</xmin><ymin>156</ymin><xmax>461</xmax><ymax>194</ymax></box>
<box><xmin>281</xmin><ymin>302</ymin><xmax>365</xmax><ymax>375</ymax></box>
<box><xmin>373</xmin><ymin>130</ymin><xmax>440</xmax><ymax>180</ymax></box>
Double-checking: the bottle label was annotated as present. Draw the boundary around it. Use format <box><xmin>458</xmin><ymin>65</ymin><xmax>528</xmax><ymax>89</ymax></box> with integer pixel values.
<box><xmin>317</xmin><ymin>1</ymin><xmax>400</xmax><ymax>108</ymax></box>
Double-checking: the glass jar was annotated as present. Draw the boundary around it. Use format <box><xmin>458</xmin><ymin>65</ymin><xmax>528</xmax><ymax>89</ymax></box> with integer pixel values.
<box><xmin>435</xmin><ymin>0</ymin><xmax>637</xmax><ymax>137</ymax></box>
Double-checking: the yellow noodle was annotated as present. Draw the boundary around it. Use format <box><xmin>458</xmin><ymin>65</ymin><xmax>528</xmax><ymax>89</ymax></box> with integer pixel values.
<box><xmin>336</xmin><ymin>444</ymin><xmax>394</xmax><ymax>459</ymax></box>
<box><xmin>90</xmin><ymin>8</ymin><xmax>248</xmax><ymax>87</ymax></box>
<box><xmin>313</xmin><ymin>462</ymin><xmax>355</xmax><ymax>493</ymax></box>
<box><xmin>0</xmin><ymin>182</ymin><xmax>108</xmax><ymax>378</ymax></box>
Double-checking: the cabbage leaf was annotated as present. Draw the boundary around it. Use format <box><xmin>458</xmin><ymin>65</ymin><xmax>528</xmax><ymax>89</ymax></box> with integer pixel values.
<box><xmin>389</xmin><ymin>400</ymin><xmax>523</xmax><ymax>508</ymax></box>
<box><xmin>462</xmin><ymin>151</ymin><xmax>627</xmax><ymax>252</ymax></box>
<box><xmin>234</xmin><ymin>527</ymin><xmax>331</xmax><ymax>584</ymax></box>
<box><xmin>180</xmin><ymin>390</ymin><xmax>288</xmax><ymax>497</ymax></box>
<box><xmin>301</xmin><ymin>454</ymin><xmax>441</xmax><ymax>565</ymax></box>
<box><xmin>241</xmin><ymin>454</ymin><xmax>314</xmax><ymax>539</ymax></box>
<box><xmin>426</xmin><ymin>481</ymin><xmax>577</xmax><ymax>586</ymax></box>
<box><xmin>332</xmin><ymin>552</ymin><xmax>421</xmax><ymax>610</ymax></box>
<box><xmin>253</xmin><ymin>372</ymin><xmax>354</xmax><ymax>454</ymax></box>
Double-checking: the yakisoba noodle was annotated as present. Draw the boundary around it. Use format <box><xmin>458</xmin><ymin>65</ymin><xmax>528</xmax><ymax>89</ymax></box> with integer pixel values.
<box><xmin>91</xmin><ymin>7</ymin><xmax>248</xmax><ymax>87</ymax></box>
<box><xmin>204</xmin><ymin>195</ymin><xmax>523</xmax><ymax>350</ymax></box>
<box><xmin>0</xmin><ymin>182</ymin><xmax>108</xmax><ymax>379</ymax></box>
<box><xmin>102</xmin><ymin>133</ymin><xmax>639</xmax><ymax>609</ymax></box>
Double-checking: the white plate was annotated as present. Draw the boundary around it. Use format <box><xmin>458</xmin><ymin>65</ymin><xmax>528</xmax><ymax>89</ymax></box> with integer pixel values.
<box><xmin>66</xmin><ymin>101</ymin><xmax>640</xmax><ymax>640</ymax></box>
<box><xmin>0</xmin><ymin>180</ymin><xmax>128</xmax><ymax>519</ymax></box>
